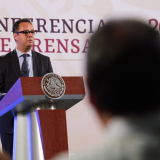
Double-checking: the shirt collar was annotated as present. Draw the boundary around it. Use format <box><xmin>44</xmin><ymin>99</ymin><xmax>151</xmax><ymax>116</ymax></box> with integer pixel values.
<box><xmin>16</xmin><ymin>48</ymin><xmax>32</xmax><ymax>58</ymax></box>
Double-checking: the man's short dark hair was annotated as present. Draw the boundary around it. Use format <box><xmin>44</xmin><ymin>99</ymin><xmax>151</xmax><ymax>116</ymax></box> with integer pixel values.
<box><xmin>87</xmin><ymin>19</ymin><xmax>160</xmax><ymax>115</ymax></box>
<box><xmin>12</xmin><ymin>18</ymin><xmax>32</xmax><ymax>33</ymax></box>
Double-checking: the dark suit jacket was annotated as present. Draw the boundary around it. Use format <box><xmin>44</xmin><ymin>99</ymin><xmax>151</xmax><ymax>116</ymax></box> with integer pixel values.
<box><xmin>0</xmin><ymin>49</ymin><xmax>53</xmax><ymax>133</ymax></box>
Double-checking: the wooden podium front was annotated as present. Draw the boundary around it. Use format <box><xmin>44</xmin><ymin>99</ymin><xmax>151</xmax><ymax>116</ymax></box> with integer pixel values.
<box><xmin>0</xmin><ymin>77</ymin><xmax>85</xmax><ymax>160</ymax></box>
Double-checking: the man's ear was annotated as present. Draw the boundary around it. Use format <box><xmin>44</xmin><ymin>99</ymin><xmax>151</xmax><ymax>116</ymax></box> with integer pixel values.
<box><xmin>87</xmin><ymin>78</ymin><xmax>99</xmax><ymax>108</ymax></box>
<box><xmin>88</xmin><ymin>90</ymin><xmax>98</xmax><ymax>107</ymax></box>
<box><xmin>88</xmin><ymin>90</ymin><xmax>112</xmax><ymax>125</ymax></box>
<box><xmin>13</xmin><ymin>33</ymin><xmax>18</xmax><ymax>41</ymax></box>
<box><xmin>87</xmin><ymin>78</ymin><xmax>113</xmax><ymax>125</ymax></box>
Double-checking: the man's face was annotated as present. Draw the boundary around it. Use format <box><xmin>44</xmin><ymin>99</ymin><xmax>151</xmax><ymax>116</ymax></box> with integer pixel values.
<box><xmin>13</xmin><ymin>22</ymin><xmax>35</xmax><ymax>51</ymax></box>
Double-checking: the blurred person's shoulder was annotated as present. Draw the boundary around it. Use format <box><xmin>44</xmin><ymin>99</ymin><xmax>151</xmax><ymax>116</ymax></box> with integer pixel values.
<box><xmin>50</xmin><ymin>133</ymin><xmax>160</xmax><ymax>160</ymax></box>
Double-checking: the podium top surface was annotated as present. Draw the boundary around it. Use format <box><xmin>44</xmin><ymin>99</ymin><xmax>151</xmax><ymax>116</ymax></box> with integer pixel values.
<box><xmin>0</xmin><ymin>77</ymin><xmax>85</xmax><ymax>116</ymax></box>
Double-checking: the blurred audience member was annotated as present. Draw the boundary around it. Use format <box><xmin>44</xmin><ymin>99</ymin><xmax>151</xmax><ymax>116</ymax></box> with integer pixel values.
<box><xmin>51</xmin><ymin>19</ymin><xmax>160</xmax><ymax>160</ymax></box>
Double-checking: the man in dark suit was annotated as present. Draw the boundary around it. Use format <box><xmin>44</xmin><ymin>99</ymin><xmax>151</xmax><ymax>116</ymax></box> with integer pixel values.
<box><xmin>0</xmin><ymin>18</ymin><xmax>53</xmax><ymax>157</ymax></box>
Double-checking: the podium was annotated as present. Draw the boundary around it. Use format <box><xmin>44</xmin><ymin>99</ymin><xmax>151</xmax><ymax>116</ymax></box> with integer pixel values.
<box><xmin>0</xmin><ymin>77</ymin><xmax>85</xmax><ymax>160</ymax></box>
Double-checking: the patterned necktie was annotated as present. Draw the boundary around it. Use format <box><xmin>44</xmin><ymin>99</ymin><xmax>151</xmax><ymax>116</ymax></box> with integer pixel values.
<box><xmin>21</xmin><ymin>54</ymin><xmax>30</xmax><ymax>77</ymax></box>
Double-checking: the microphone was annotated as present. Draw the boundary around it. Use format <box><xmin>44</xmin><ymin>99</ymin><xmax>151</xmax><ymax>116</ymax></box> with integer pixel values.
<box><xmin>0</xmin><ymin>93</ymin><xmax>6</xmax><ymax>101</ymax></box>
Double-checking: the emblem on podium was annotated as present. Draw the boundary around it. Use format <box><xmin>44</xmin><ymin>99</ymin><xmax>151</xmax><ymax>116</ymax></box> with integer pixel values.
<box><xmin>41</xmin><ymin>73</ymin><xmax>66</xmax><ymax>99</ymax></box>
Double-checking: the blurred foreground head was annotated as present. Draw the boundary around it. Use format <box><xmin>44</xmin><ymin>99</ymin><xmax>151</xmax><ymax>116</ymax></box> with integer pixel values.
<box><xmin>87</xmin><ymin>19</ymin><xmax>160</xmax><ymax>116</ymax></box>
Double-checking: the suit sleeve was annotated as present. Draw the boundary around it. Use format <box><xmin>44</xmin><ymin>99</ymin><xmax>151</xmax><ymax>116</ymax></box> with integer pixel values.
<box><xmin>48</xmin><ymin>57</ymin><xmax>53</xmax><ymax>73</ymax></box>
<box><xmin>0</xmin><ymin>57</ymin><xmax>4</xmax><ymax>93</ymax></box>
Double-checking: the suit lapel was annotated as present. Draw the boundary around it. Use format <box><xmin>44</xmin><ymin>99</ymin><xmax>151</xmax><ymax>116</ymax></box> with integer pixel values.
<box><xmin>10</xmin><ymin>49</ymin><xmax>21</xmax><ymax>78</ymax></box>
<box><xmin>32</xmin><ymin>51</ymin><xmax>39</xmax><ymax>77</ymax></box>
